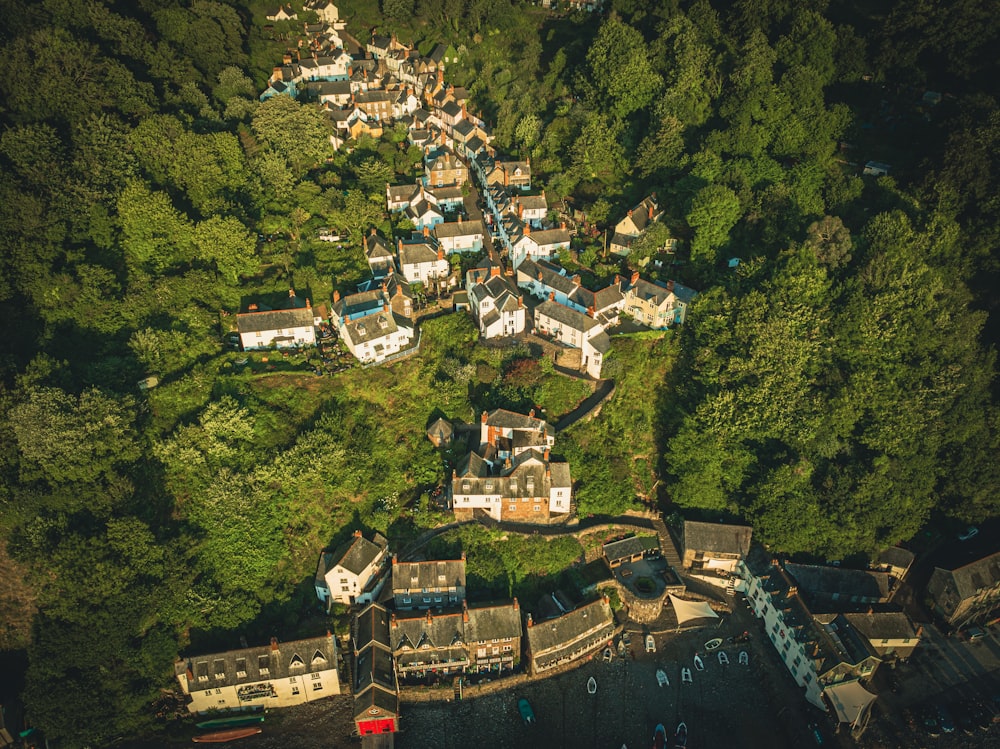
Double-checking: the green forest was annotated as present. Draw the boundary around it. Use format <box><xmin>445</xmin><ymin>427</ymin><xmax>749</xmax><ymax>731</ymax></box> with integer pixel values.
<box><xmin>0</xmin><ymin>0</ymin><xmax>997</xmax><ymax>744</ymax></box>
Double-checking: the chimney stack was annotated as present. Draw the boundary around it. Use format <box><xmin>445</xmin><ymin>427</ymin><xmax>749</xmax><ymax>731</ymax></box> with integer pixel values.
<box><xmin>354</xmin><ymin>529</ymin><xmax>362</xmax><ymax>538</ymax></box>
<box><xmin>527</xmin><ymin>613</ymin><xmax>533</xmax><ymax>628</ymax></box>
<box><xmin>588</xmin><ymin>305</ymin><xmax>596</xmax><ymax>318</ymax></box>
<box><xmin>437</xmin><ymin>247</ymin><xmax>444</xmax><ymax>261</ymax></box>
<box><xmin>513</xmin><ymin>597</ymin><xmax>519</xmax><ymax>611</ymax></box>
<box><xmin>333</xmin><ymin>290</ymin><xmax>340</xmax><ymax>303</ymax></box>
<box><xmin>462</xmin><ymin>601</ymin><xmax>469</xmax><ymax>623</ymax></box>
<box><xmin>271</xmin><ymin>637</ymin><xmax>279</xmax><ymax>651</ymax></box>
<box><xmin>549</xmin><ymin>291</ymin><xmax>555</xmax><ymax>302</ymax></box>
<box><xmin>631</xmin><ymin>271</ymin><xmax>639</xmax><ymax>285</ymax></box>
<box><xmin>398</xmin><ymin>238</ymin><xmax>404</xmax><ymax>252</ymax></box>
<box><xmin>524</xmin><ymin>223</ymin><xmax>531</xmax><ymax>236</ymax></box>
<box><xmin>426</xmin><ymin>609</ymin><xmax>433</xmax><ymax>623</ymax></box>
<box><xmin>529</xmin><ymin>409</ymin><xmax>535</xmax><ymax>418</ymax></box>
<box><xmin>543</xmin><ymin>447</ymin><xmax>550</xmax><ymax>461</ymax></box>
<box><xmin>481</xmin><ymin>410</ymin><xmax>488</xmax><ymax>424</ymax></box>
<box><xmin>490</xmin><ymin>265</ymin><xmax>501</xmax><ymax>277</ymax></box>
<box><xmin>289</xmin><ymin>288</ymin><xmax>296</xmax><ymax>298</ymax></box>
<box><xmin>423</xmin><ymin>225</ymin><xmax>430</xmax><ymax>238</ymax></box>
<box><xmin>648</xmin><ymin>202</ymin><xmax>654</xmax><ymax>220</ymax></box>
<box><xmin>572</xmin><ymin>275</ymin><xmax>581</xmax><ymax>286</ymax></box>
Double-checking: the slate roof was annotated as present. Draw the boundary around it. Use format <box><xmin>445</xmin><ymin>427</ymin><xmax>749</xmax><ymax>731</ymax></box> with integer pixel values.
<box><xmin>391</xmin><ymin>611</ymin><xmax>466</xmax><ymax>650</ymax></box>
<box><xmin>441</xmin><ymin>100</ymin><xmax>462</xmax><ymax>118</ymax></box>
<box><xmin>878</xmin><ymin>546</ymin><xmax>916</xmax><ymax>572</ymax></box>
<box><xmin>522</xmin><ymin>227</ymin><xmax>571</xmax><ymax>248</ymax></box>
<box><xmin>325</xmin><ymin>532</ymin><xmax>388</xmax><ymax>577</ymax></box>
<box><xmin>353</xmin><ymin>683</ymin><xmax>399</xmax><ymax>722</ymax></box>
<box><xmin>392</xmin><ymin>558</ymin><xmax>466</xmax><ymax>594</ymax></box>
<box><xmin>842</xmin><ymin>611</ymin><xmax>918</xmax><ymax>642</ymax></box>
<box><xmin>305</xmin><ymin>80</ymin><xmax>351</xmax><ymax>97</ymax></box>
<box><xmin>342</xmin><ymin>310</ymin><xmax>409</xmax><ymax>347</ymax></box>
<box><xmin>682</xmin><ymin>520</ymin><xmax>753</xmax><ymax>557</ymax></box>
<box><xmin>784</xmin><ymin>563</ymin><xmax>891</xmax><ymax>602</ymax></box>
<box><xmin>387</xmin><ymin>183</ymin><xmax>420</xmax><ymax>205</ymax></box>
<box><xmin>603</xmin><ymin>535</ymin><xmax>660</xmax><ymax>564</ymax></box>
<box><xmin>454</xmin><ymin>449</ymin><xmax>570</xmax><ymax>501</ymax></box>
<box><xmin>175</xmin><ymin>634</ymin><xmax>336</xmax><ymax>689</ymax></box>
<box><xmin>526</xmin><ymin>598</ymin><xmax>613</xmax><ymax>659</ymax></box>
<box><xmin>426</xmin><ymin>416</ymin><xmax>453</xmax><ymax>442</ymax></box>
<box><xmin>354</xmin><ymin>603</ymin><xmax>392</xmax><ymax>652</ymax></box>
<box><xmin>354</xmin><ymin>641</ymin><xmax>395</xmax><ymax>693</ymax></box>
<box><xmin>466</xmin><ymin>602</ymin><xmax>522</xmax><ymax>643</ymax></box>
<box><xmin>518</xmin><ymin>259</ymin><xmax>622</xmax><ymax>313</ymax></box>
<box><xmin>434</xmin><ymin>219</ymin><xmax>485</xmax><ymax>238</ymax></box>
<box><xmin>428</xmin><ymin>185</ymin><xmax>463</xmax><ymax>202</ymax></box>
<box><xmin>484</xmin><ymin>408</ymin><xmax>551</xmax><ymax>434</ymax></box>
<box><xmin>935</xmin><ymin>550</ymin><xmax>1000</xmax><ymax>599</ymax></box>
<box><xmin>399</xmin><ymin>240</ymin><xmax>441</xmax><ymax>266</ymax></box>
<box><xmin>237</xmin><ymin>307</ymin><xmax>314</xmax><ymax>334</ymax></box>
<box><xmin>534</xmin><ymin>300</ymin><xmax>602</xmax><ymax>333</ymax></box>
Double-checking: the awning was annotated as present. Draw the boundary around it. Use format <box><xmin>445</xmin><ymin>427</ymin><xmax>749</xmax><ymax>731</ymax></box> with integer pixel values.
<box><xmin>825</xmin><ymin>680</ymin><xmax>877</xmax><ymax>725</ymax></box>
<box><xmin>669</xmin><ymin>595</ymin><xmax>720</xmax><ymax>625</ymax></box>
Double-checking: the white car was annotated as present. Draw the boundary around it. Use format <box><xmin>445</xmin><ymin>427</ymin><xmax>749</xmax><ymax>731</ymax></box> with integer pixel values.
<box><xmin>959</xmin><ymin>526</ymin><xmax>979</xmax><ymax>541</ymax></box>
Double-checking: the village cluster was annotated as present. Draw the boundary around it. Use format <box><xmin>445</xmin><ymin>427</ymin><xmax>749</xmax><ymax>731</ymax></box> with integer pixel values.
<box><xmin>234</xmin><ymin>1</ymin><xmax>696</xmax><ymax>378</ymax></box>
<box><xmin>174</xmin><ymin>477</ymin><xmax>1000</xmax><ymax>737</ymax></box>
<box><xmin>173</xmin><ymin>2</ymin><xmax>1000</xmax><ymax>744</ymax></box>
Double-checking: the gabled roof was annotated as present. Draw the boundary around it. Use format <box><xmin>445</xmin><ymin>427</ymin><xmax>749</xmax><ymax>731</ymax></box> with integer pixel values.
<box><xmin>236</xmin><ymin>307</ymin><xmax>314</xmax><ymax>334</ymax></box>
<box><xmin>391</xmin><ymin>611</ymin><xmax>465</xmax><ymax>651</ymax></box>
<box><xmin>387</xmin><ymin>183</ymin><xmax>420</xmax><ymax>204</ymax></box>
<box><xmin>354</xmin><ymin>603</ymin><xmax>392</xmax><ymax>652</ymax></box>
<box><xmin>465</xmin><ymin>602</ymin><xmax>522</xmax><ymax>643</ymax></box>
<box><xmin>392</xmin><ymin>558</ymin><xmax>466</xmax><ymax>593</ymax></box>
<box><xmin>842</xmin><ymin>611</ymin><xmax>918</xmax><ymax>642</ymax></box>
<box><xmin>534</xmin><ymin>300</ymin><xmax>602</xmax><ymax>334</ymax></box>
<box><xmin>603</xmin><ymin>535</ymin><xmax>660</xmax><ymax>563</ymax></box>
<box><xmin>933</xmin><ymin>550</ymin><xmax>1000</xmax><ymax>600</ymax></box>
<box><xmin>398</xmin><ymin>240</ymin><xmax>441</xmax><ymax>266</ymax></box>
<box><xmin>484</xmin><ymin>408</ymin><xmax>551</xmax><ymax>434</ymax></box>
<box><xmin>526</xmin><ymin>598</ymin><xmax>613</xmax><ymax>656</ymax></box>
<box><xmin>784</xmin><ymin>563</ymin><xmax>891</xmax><ymax>603</ymax></box>
<box><xmin>878</xmin><ymin>546</ymin><xmax>916</xmax><ymax>572</ymax></box>
<box><xmin>175</xmin><ymin>634</ymin><xmax>336</xmax><ymax>689</ymax></box>
<box><xmin>682</xmin><ymin>520</ymin><xmax>752</xmax><ymax>557</ymax></box>
<box><xmin>341</xmin><ymin>310</ymin><xmax>406</xmax><ymax>346</ymax></box>
<box><xmin>326</xmin><ymin>532</ymin><xmax>388</xmax><ymax>576</ymax></box>
<box><xmin>435</xmin><ymin>219</ymin><xmax>485</xmax><ymax>239</ymax></box>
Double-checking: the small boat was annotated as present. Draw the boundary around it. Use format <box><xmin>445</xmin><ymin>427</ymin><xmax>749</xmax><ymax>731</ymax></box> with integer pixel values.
<box><xmin>693</xmin><ymin>655</ymin><xmax>704</xmax><ymax>671</ymax></box>
<box><xmin>704</xmin><ymin>637</ymin><xmax>723</xmax><ymax>651</ymax></box>
<box><xmin>195</xmin><ymin>716</ymin><xmax>264</xmax><ymax>730</ymax></box>
<box><xmin>192</xmin><ymin>727</ymin><xmax>262</xmax><ymax>743</ymax></box>
<box><xmin>652</xmin><ymin>723</ymin><xmax>667</xmax><ymax>749</ymax></box>
<box><xmin>518</xmin><ymin>698</ymin><xmax>535</xmax><ymax>725</ymax></box>
<box><xmin>674</xmin><ymin>721</ymin><xmax>688</xmax><ymax>748</ymax></box>
<box><xmin>645</xmin><ymin>634</ymin><xmax>656</xmax><ymax>653</ymax></box>
<box><xmin>718</xmin><ymin>651</ymin><xmax>729</xmax><ymax>665</ymax></box>
<box><xmin>656</xmin><ymin>669</ymin><xmax>669</xmax><ymax>687</ymax></box>
<box><xmin>681</xmin><ymin>667</ymin><xmax>692</xmax><ymax>683</ymax></box>
<box><xmin>603</xmin><ymin>647</ymin><xmax>613</xmax><ymax>663</ymax></box>
<box><xmin>587</xmin><ymin>676</ymin><xmax>597</xmax><ymax>694</ymax></box>
<box><xmin>739</xmin><ymin>650</ymin><xmax>749</xmax><ymax>666</ymax></box>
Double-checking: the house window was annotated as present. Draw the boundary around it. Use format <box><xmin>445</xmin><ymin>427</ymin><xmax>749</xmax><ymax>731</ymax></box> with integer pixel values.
<box><xmin>533</xmin><ymin>505</ymin><xmax>540</xmax><ymax>512</ymax></box>
<box><xmin>402</xmin><ymin>597</ymin><xmax>411</xmax><ymax>604</ymax></box>
<box><xmin>204</xmin><ymin>690</ymin><xmax>212</xmax><ymax>696</ymax></box>
<box><xmin>502</xmin><ymin>645</ymin><xmax>512</xmax><ymax>652</ymax></box>
<box><xmin>255</xmin><ymin>331</ymin><xmax>262</xmax><ymax>338</ymax></box>
<box><xmin>219</xmin><ymin>699</ymin><xmax>226</xmax><ymax>704</ymax></box>
<box><xmin>509</xmin><ymin>504</ymin><xmax>516</xmax><ymax>511</ymax></box>
<box><xmin>313</xmin><ymin>681</ymin><xmax>323</xmax><ymax>691</ymax></box>
<box><xmin>312</xmin><ymin>673</ymin><xmax>321</xmax><ymax>681</ymax></box>
<box><xmin>291</xmin><ymin>686</ymin><xmax>300</xmax><ymax>696</ymax></box>
<box><xmin>340</xmin><ymin>578</ymin><xmax>348</xmax><ymax>583</ymax></box>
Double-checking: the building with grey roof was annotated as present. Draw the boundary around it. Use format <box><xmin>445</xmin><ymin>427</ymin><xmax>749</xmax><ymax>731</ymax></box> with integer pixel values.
<box><xmin>351</xmin><ymin>603</ymin><xmax>400</xmax><ymax>736</ymax></box>
<box><xmin>331</xmin><ymin>288</ymin><xmax>415</xmax><ymax>364</ymax></box>
<box><xmin>315</xmin><ymin>530</ymin><xmax>390</xmax><ymax>606</ymax></box>
<box><xmin>603</xmin><ymin>535</ymin><xmax>661</xmax><ymax>568</ymax></box>
<box><xmin>842</xmin><ymin>611</ymin><xmax>921</xmax><ymax>660</ymax></box>
<box><xmin>517</xmin><ymin>258</ymin><xmax>624</xmax><ymax>325</ymax></box>
<box><xmin>236</xmin><ymin>290</ymin><xmax>317</xmax><ymax>350</ymax></box>
<box><xmin>927</xmin><ymin>549</ymin><xmax>1000</xmax><ymax>627</ymax></box>
<box><xmin>391</xmin><ymin>555</ymin><xmax>467</xmax><ymax>610</ymax></box>
<box><xmin>534</xmin><ymin>298</ymin><xmax>608</xmax><ymax>379</ymax></box>
<box><xmin>524</xmin><ymin>597</ymin><xmax>614</xmax><ymax>674</ymax></box>
<box><xmin>784</xmin><ymin>563</ymin><xmax>891</xmax><ymax>609</ymax></box>
<box><xmin>739</xmin><ymin>551</ymin><xmax>882</xmax><ymax>711</ymax></box>
<box><xmin>452</xmin><ymin>447</ymin><xmax>572</xmax><ymax>523</ymax></box>
<box><xmin>175</xmin><ymin>633</ymin><xmax>340</xmax><ymax>713</ymax></box>
<box><xmin>681</xmin><ymin>520</ymin><xmax>753</xmax><ymax>572</ymax></box>
<box><xmin>468</xmin><ymin>269</ymin><xmax>525</xmax><ymax>339</ymax></box>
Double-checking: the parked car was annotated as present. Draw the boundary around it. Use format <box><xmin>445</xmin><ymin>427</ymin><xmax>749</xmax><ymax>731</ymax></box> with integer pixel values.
<box><xmin>964</xmin><ymin>626</ymin><xmax>987</xmax><ymax>642</ymax></box>
<box><xmin>920</xmin><ymin>708</ymin><xmax>941</xmax><ymax>737</ymax></box>
<box><xmin>808</xmin><ymin>721</ymin><xmax>824</xmax><ymax>745</ymax></box>
<box><xmin>937</xmin><ymin>704</ymin><xmax>956</xmax><ymax>733</ymax></box>
<box><xmin>958</xmin><ymin>526</ymin><xmax>979</xmax><ymax>541</ymax></box>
